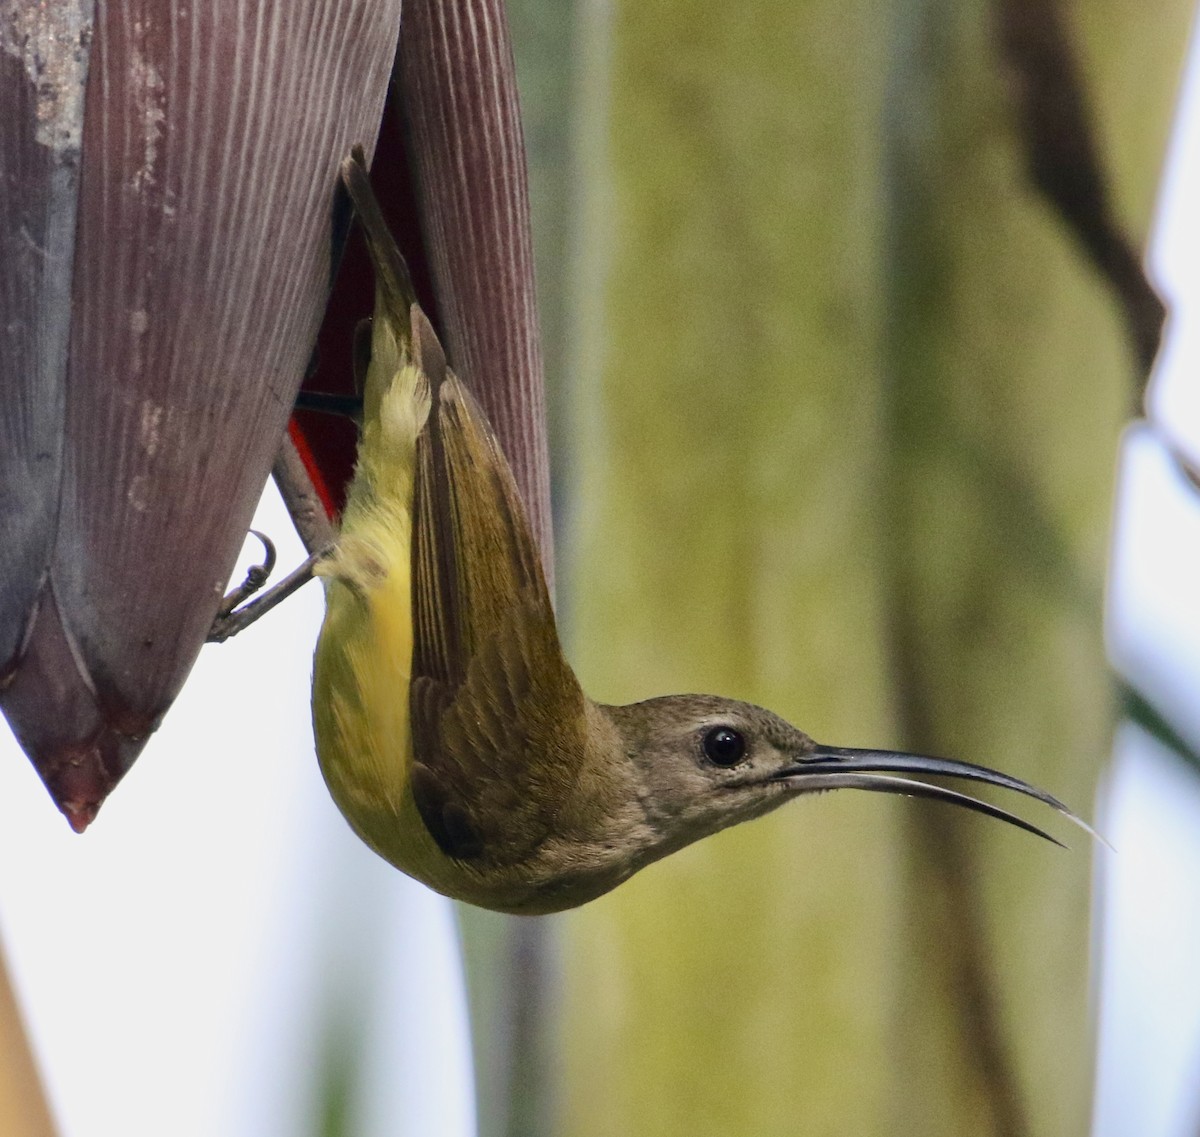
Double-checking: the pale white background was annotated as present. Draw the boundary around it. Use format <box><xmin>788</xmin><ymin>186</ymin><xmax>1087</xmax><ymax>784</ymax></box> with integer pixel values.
<box><xmin>0</xmin><ymin>489</ymin><xmax>475</xmax><ymax>1137</ymax></box>
<box><xmin>2</xmin><ymin>17</ymin><xmax>1200</xmax><ymax>1137</ymax></box>
<box><xmin>1094</xmin><ymin>10</ymin><xmax>1200</xmax><ymax>1134</ymax></box>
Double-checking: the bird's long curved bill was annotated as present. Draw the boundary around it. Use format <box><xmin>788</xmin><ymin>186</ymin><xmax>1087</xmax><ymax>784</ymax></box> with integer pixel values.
<box><xmin>776</xmin><ymin>746</ymin><xmax>1098</xmax><ymax>847</ymax></box>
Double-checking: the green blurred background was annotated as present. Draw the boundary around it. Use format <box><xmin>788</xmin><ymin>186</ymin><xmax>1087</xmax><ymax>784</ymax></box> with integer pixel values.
<box><xmin>1</xmin><ymin>3</ymin><xmax>1194</xmax><ymax>1136</ymax></box>
<box><xmin>464</xmin><ymin>2</ymin><xmax>1196</xmax><ymax>1135</ymax></box>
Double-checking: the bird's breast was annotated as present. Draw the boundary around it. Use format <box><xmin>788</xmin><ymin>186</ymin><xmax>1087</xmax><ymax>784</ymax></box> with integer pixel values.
<box><xmin>311</xmin><ymin>514</ymin><xmax>452</xmax><ymax>886</ymax></box>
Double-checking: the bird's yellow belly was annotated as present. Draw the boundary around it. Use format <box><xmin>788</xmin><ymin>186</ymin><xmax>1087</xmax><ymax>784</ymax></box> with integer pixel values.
<box><xmin>311</xmin><ymin>534</ymin><xmax>455</xmax><ymax>893</ymax></box>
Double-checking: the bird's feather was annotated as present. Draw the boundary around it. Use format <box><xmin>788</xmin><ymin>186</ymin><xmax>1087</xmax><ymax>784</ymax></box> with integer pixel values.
<box><xmin>409</xmin><ymin>353</ymin><xmax>589</xmax><ymax>865</ymax></box>
<box><xmin>318</xmin><ymin>147</ymin><xmax>590</xmax><ymax>881</ymax></box>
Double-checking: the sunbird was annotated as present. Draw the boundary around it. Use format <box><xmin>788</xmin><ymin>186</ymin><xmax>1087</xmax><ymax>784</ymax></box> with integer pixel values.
<box><xmin>312</xmin><ymin>149</ymin><xmax>1086</xmax><ymax>916</ymax></box>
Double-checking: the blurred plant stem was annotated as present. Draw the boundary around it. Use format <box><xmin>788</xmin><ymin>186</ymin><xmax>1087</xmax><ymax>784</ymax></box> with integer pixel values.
<box><xmin>457</xmin><ymin>911</ymin><xmax>560</xmax><ymax>1137</ymax></box>
<box><xmin>546</xmin><ymin>1</ymin><xmax>1191</xmax><ymax>1134</ymax></box>
<box><xmin>0</xmin><ymin>942</ymin><xmax>57</xmax><ymax>1137</ymax></box>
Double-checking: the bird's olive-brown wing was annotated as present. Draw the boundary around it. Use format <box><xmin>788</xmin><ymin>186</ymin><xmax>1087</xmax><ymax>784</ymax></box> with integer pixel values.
<box><xmin>409</xmin><ymin>322</ymin><xmax>587</xmax><ymax>865</ymax></box>
<box><xmin>410</xmin><ymin>595</ymin><xmax>588</xmax><ymax>865</ymax></box>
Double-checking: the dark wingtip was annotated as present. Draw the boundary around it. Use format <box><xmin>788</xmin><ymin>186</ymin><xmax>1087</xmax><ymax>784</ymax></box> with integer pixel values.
<box><xmin>339</xmin><ymin>144</ymin><xmax>415</xmax><ymax>309</ymax></box>
<box><xmin>339</xmin><ymin>144</ymin><xmax>369</xmax><ymax>190</ymax></box>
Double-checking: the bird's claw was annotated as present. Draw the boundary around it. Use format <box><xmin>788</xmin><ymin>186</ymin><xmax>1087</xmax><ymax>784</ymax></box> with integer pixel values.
<box><xmin>215</xmin><ymin>530</ymin><xmax>277</xmax><ymax>620</ymax></box>
<box><xmin>207</xmin><ymin>533</ymin><xmax>325</xmax><ymax>644</ymax></box>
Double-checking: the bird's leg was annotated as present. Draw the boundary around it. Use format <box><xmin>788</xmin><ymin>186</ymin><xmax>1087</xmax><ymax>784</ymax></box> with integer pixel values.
<box><xmin>244</xmin><ymin>336</ymin><xmax>370</xmax><ymax>637</ymax></box>
<box><xmin>207</xmin><ymin>532</ymin><xmax>329</xmax><ymax>643</ymax></box>
<box><xmin>229</xmin><ymin>350</ymin><xmax>367</xmax><ymax>641</ymax></box>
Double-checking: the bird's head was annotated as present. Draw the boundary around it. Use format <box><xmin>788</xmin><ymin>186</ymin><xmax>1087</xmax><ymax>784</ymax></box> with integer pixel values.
<box><xmin>604</xmin><ymin>694</ymin><xmax>1082</xmax><ymax>866</ymax></box>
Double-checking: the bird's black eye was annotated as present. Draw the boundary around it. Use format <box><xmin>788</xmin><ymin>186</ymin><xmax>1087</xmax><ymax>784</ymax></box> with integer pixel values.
<box><xmin>703</xmin><ymin>726</ymin><xmax>747</xmax><ymax>767</ymax></box>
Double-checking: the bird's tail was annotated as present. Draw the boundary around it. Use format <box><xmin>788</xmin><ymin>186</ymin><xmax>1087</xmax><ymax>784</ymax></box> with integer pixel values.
<box><xmin>329</xmin><ymin>149</ymin><xmax>432</xmax><ymax>544</ymax></box>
